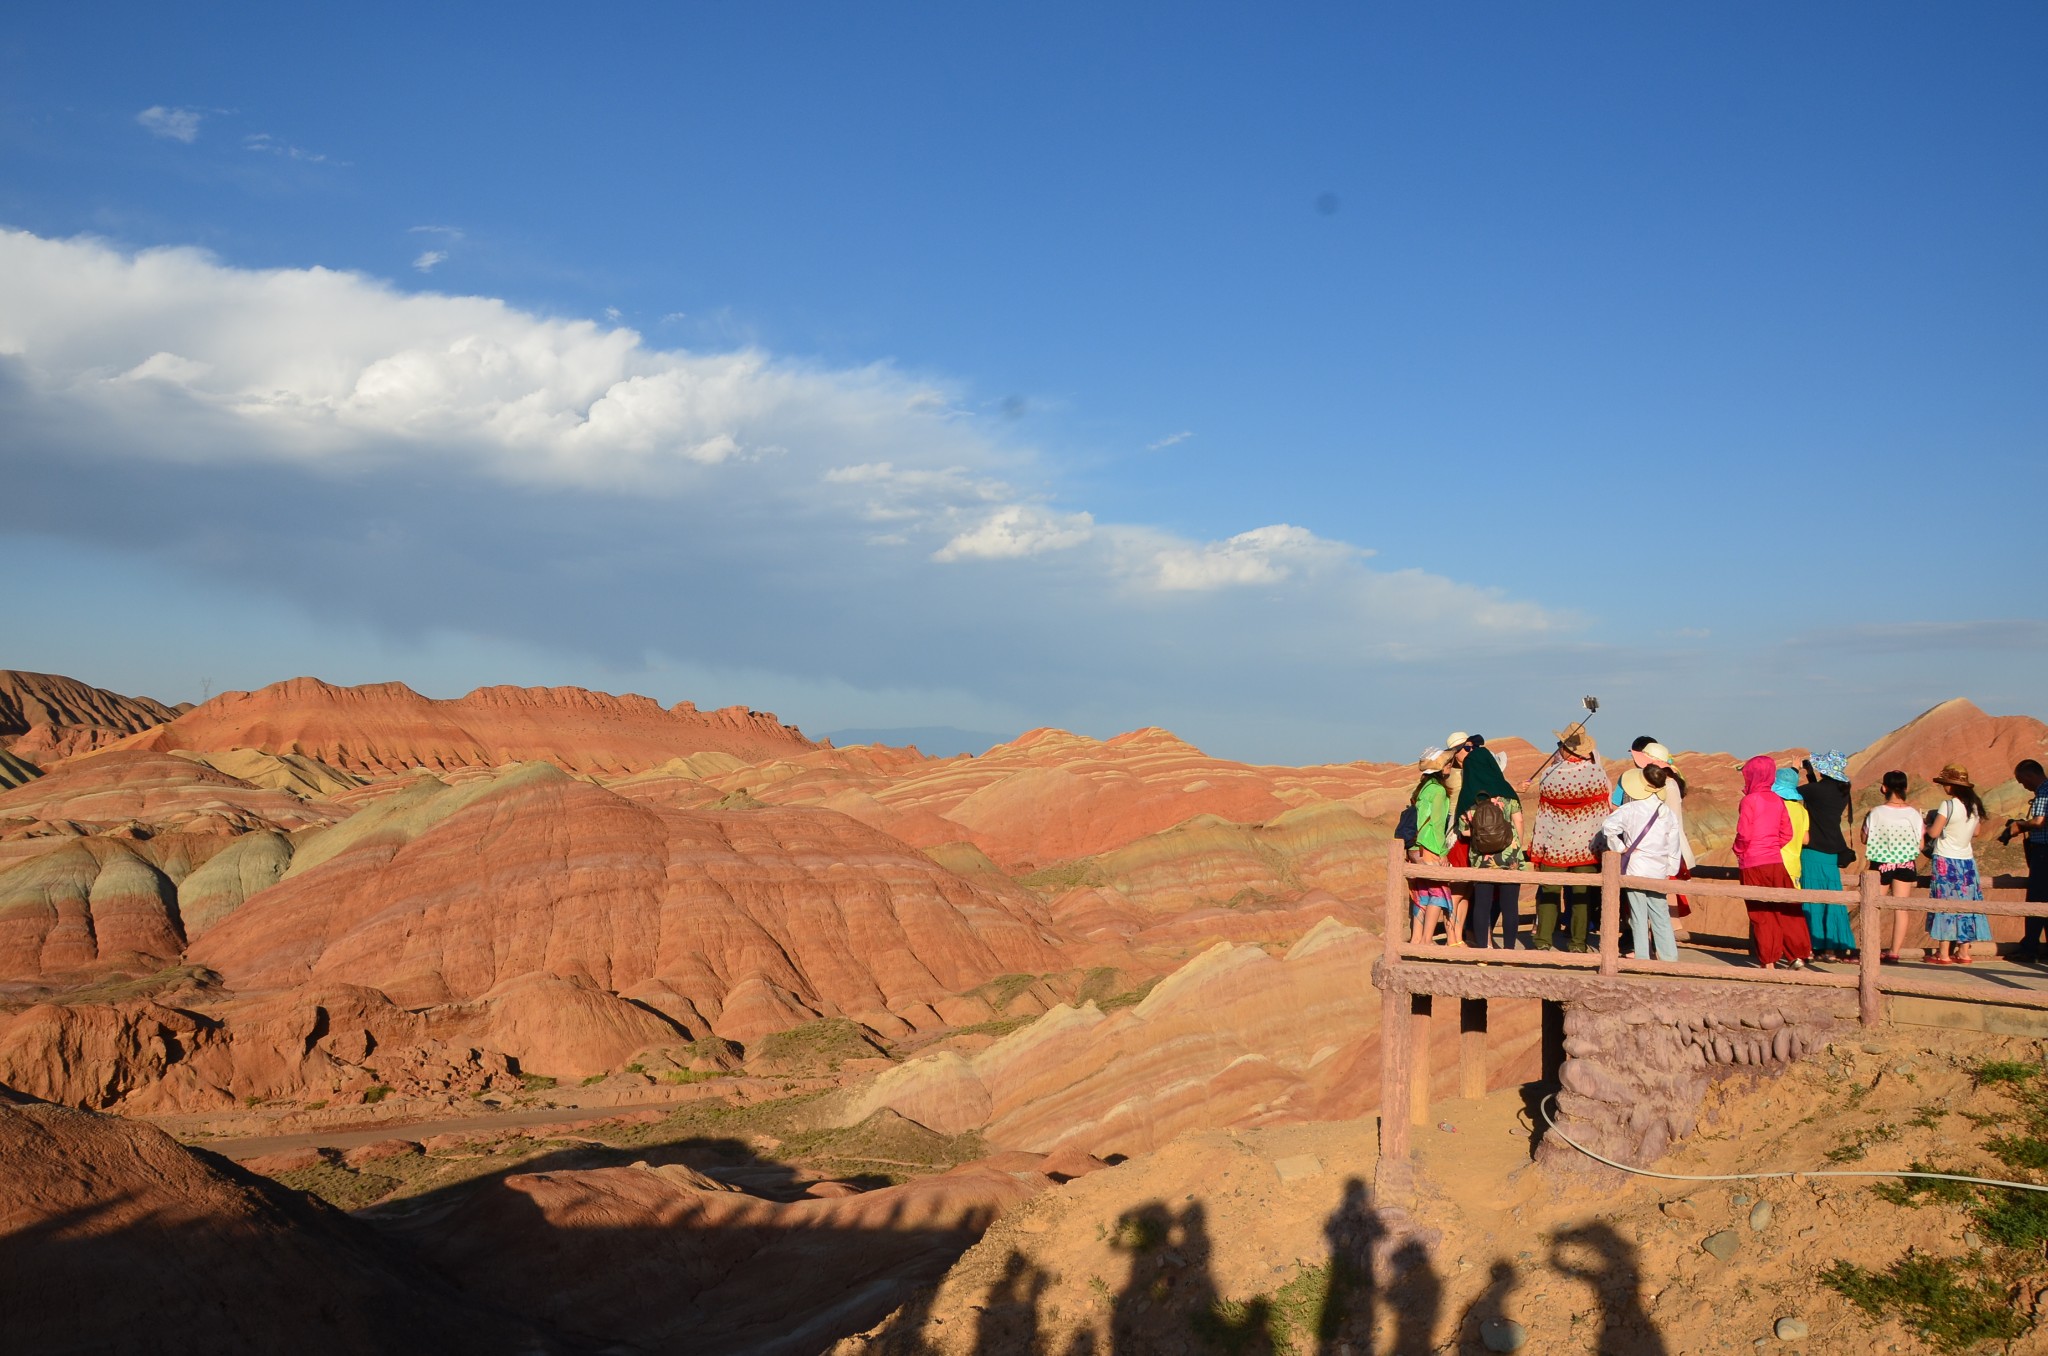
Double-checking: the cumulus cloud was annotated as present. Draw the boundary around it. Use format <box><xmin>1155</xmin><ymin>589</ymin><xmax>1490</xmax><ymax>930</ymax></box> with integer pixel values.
<box><xmin>1148</xmin><ymin>524</ymin><xmax>1354</xmax><ymax>591</ymax></box>
<box><xmin>0</xmin><ymin>227</ymin><xmax>1576</xmax><ymax>756</ymax></box>
<box><xmin>137</xmin><ymin>106</ymin><xmax>203</xmax><ymax>142</ymax></box>
<box><xmin>244</xmin><ymin>132</ymin><xmax>332</xmax><ymax>163</ymax></box>
<box><xmin>934</xmin><ymin>505</ymin><xmax>1095</xmax><ymax>561</ymax></box>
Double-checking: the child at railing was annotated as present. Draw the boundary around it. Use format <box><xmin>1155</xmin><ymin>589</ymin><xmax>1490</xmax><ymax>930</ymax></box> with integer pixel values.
<box><xmin>1864</xmin><ymin>770</ymin><xmax>1922</xmax><ymax>965</ymax></box>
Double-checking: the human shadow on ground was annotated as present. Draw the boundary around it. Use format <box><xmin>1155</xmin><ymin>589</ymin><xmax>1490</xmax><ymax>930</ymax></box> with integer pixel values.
<box><xmin>1546</xmin><ymin>1221</ymin><xmax>1670</xmax><ymax>1356</ymax></box>
<box><xmin>871</xmin><ymin>1175</ymin><xmax>1453</xmax><ymax>1354</ymax></box>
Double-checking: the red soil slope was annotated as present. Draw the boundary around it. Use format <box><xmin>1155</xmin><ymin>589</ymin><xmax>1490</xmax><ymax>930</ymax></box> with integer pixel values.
<box><xmin>0</xmin><ymin>669</ymin><xmax>180</xmax><ymax>763</ymax></box>
<box><xmin>0</xmin><ymin>1087</ymin><xmax>554</xmax><ymax>1353</ymax></box>
<box><xmin>185</xmin><ymin>762</ymin><xmax>1071</xmax><ymax>1043</ymax></box>
<box><xmin>116</xmin><ymin>675</ymin><xmax>818</xmax><ymax>776</ymax></box>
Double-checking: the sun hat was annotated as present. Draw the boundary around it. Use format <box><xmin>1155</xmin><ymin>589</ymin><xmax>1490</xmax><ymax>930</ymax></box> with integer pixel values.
<box><xmin>1444</xmin><ymin>731</ymin><xmax>1471</xmax><ymax>751</ymax></box>
<box><xmin>1808</xmin><ymin>749</ymin><xmax>1849</xmax><ymax>782</ymax></box>
<box><xmin>1619</xmin><ymin>768</ymin><xmax>1656</xmax><ymax>801</ymax></box>
<box><xmin>1418</xmin><ymin>746</ymin><xmax>1450</xmax><ymax>773</ymax></box>
<box><xmin>1932</xmin><ymin>764</ymin><xmax>1973</xmax><ymax>789</ymax></box>
<box><xmin>1772</xmin><ymin>767</ymin><xmax>1803</xmax><ymax>801</ymax></box>
<box><xmin>1554</xmin><ymin>726</ymin><xmax>1595</xmax><ymax>757</ymax></box>
<box><xmin>1639</xmin><ymin>741</ymin><xmax>1674</xmax><ymax>768</ymax></box>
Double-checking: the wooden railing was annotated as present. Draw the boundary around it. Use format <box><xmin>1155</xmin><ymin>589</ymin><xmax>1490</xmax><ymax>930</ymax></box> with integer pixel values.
<box><xmin>1378</xmin><ymin>840</ymin><xmax>2048</xmax><ymax>1024</ymax></box>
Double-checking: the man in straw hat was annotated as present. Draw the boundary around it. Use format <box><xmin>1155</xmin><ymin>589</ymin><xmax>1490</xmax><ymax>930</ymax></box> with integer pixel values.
<box><xmin>1529</xmin><ymin>724</ymin><xmax>1612</xmax><ymax>951</ymax></box>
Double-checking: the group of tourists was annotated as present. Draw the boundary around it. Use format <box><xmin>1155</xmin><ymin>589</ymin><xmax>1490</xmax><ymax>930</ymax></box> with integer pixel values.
<box><xmin>1402</xmin><ymin>724</ymin><xmax>2048</xmax><ymax>971</ymax></box>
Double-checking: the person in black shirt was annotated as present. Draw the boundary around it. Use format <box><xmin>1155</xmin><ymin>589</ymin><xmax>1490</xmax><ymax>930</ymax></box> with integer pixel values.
<box><xmin>1800</xmin><ymin>750</ymin><xmax>1857</xmax><ymax>960</ymax></box>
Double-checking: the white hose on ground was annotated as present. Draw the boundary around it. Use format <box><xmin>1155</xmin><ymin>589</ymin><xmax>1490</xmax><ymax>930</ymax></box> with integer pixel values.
<box><xmin>1536</xmin><ymin>1093</ymin><xmax>2048</xmax><ymax>1193</ymax></box>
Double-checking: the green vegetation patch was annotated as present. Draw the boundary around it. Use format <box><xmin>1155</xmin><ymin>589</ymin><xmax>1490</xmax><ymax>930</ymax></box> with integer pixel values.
<box><xmin>970</xmin><ymin>972</ymin><xmax>1042</xmax><ymax>1012</ymax></box>
<box><xmin>1099</xmin><ymin>977</ymin><xmax>1161</xmax><ymax>1012</ymax></box>
<box><xmin>1832</xmin><ymin>1050</ymin><xmax>2048</xmax><ymax>1350</ymax></box>
<box><xmin>747</xmin><ymin>1017</ymin><xmax>890</xmax><ymax>1074</ymax></box>
<box><xmin>272</xmin><ymin>1161</ymin><xmax>402</xmax><ymax>1211</ymax></box>
<box><xmin>1017</xmin><ymin>860</ymin><xmax>1106</xmax><ymax>893</ymax></box>
<box><xmin>1823</xmin><ymin>1255</ymin><xmax>2029</xmax><ymax>1354</ymax></box>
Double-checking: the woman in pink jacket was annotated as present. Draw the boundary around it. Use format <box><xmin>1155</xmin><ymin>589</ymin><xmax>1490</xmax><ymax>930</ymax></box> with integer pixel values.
<box><xmin>1733</xmin><ymin>755</ymin><xmax>1816</xmax><ymax>969</ymax></box>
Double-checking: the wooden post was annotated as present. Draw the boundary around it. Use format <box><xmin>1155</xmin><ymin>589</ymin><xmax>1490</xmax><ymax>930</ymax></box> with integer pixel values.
<box><xmin>1378</xmin><ymin>839</ymin><xmax>1412</xmax><ymax>1162</ymax></box>
<box><xmin>1379</xmin><ymin>985</ymin><xmax>1411</xmax><ymax>1161</ymax></box>
<box><xmin>1459</xmin><ymin>997</ymin><xmax>1488</xmax><ymax>1100</ymax></box>
<box><xmin>1385</xmin><ymin>839</ymin><xmax>1408</xmax><ymax>965</ymax></box>
<box><xmin>1410</xmin><ymin>994</ymin><xmax>1433</xmax><ymax>1126</ymax></box>
<box><xmin>1598</xmin><ymin>848</ymin><xmax>1623</xmax><ymax>976</ymax></box>
<box><xmin>1858</xmin><ymin>866</ymin><xmax>1883</xmax><ymax>1027</ymax></box>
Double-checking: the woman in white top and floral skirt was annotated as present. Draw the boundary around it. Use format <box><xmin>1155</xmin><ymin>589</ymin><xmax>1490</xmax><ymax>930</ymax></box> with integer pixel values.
<box><xmin>1926</xmin><ymin>764</ymin><xmax>1992</xmax><ymax>964</ymax></box>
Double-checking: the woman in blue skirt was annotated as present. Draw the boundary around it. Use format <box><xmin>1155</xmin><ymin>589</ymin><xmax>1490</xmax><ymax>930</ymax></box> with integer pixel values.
<box><xmin>1926</xmin><ymin>764</ymin><xmax>1991</xmax><ymax>964</ymax></box>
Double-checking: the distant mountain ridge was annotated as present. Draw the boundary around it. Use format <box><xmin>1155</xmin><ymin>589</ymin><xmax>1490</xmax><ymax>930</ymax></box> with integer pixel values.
<box><xmin>822</xmin><ymin>726</ymin><xmax>1013</xmax><ymax>758</ymax></box>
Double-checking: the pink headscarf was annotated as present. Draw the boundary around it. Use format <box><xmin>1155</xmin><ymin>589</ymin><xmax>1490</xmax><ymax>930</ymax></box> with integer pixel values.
<box><xmin>1732</xmin><ymin>754</ymin><xmax>1793</xmax><ymax>867</ymax></box>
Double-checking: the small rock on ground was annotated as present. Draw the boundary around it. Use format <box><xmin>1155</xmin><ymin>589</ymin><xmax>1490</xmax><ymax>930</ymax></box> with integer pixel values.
<box><xmin>1702</xmin><ymin>1229</ymin><xmax>1741</xmax><ymax>1262</ymax></box>
<box><xmin>1479</xmin><ymin>1318</ymin><xmax>1528</xmax><ymax>1352</ymax></box>
<box><xmin>1749</xmin><ymin>1200</ymin><xmax>1773</xmax><ymax>1231</ymax></box>
<box><xmin>1776</xmin><ymin>1316</ymin><xmax>1810</xmax><ymax>1340</ymax></box>
<box><xmin>1662</xmin><ymin>1198</ymin><xmax>1698</xmax><ymax>1221</ymax></box>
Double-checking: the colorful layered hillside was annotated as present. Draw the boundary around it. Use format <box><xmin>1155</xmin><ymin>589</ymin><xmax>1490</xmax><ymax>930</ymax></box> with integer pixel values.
<box><xmin>185</xmin><ymin>762</ymin><xmax>1073</xmax><ymax>1043</ymax></box>
<box><xmin>115</xmin><ymin>676</ymin><xmax>819</xmax><ymax>777</ymax></box>
<box><xmin>0</xmin><ymin>669</ymin><xmax>181</xmax><ymax>764</ymax></box>
<box><xmin>1848</xmin><ymin>698</ymin><xmax>2048</xmax><ymax>788</ymax></box>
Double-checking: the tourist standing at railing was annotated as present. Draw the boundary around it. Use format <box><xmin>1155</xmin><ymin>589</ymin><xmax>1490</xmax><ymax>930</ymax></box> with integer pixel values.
<box><xmin>1799</xmin><ymin>750</ymin><xmax>1858</xmax><ymax>961</ymax></box>
<box><xmin>1455</xmin><ymin>745</ymin><xmax>1525</xmax><ymax>948</ymax></box>
<box><xmin>1774</xmin><ymin>767</ymin><xmax>1811</xmax><ymax>886</ymax></box>
<box><xmin>1925</xmin><ymin>765</ymin><xmax>1991</xmax><ymax>965</ymax></box>
<box><xmin>1529</xmin><ymin>727</ymin><xmax>1611</xmax><ymax>952</ymax></box>
<box><xmin>1864</xmin><ymin>770</ymin><xmax>1923</xmax><ymax>965</ymax></box>
<box><xmin>2008</xmin><ymin>760</ymin><xmax>2048</xmax><ymax>962</ymax></box>
<box><xmin>1601</xmin><ymin>765</ymin><xmax>1683</xmax><ymax>961</ymax></box>
<box><xmin>1734</xmin><ymin>754</ymin><xmax>1815</xmax><ymax>970</ymax></box>
<box><xmin>1442</xmin><ymin>732</ymin><xmax>1476</xmax><ymax>941</ymax></box>
<box><xmin>1406</xmin><ymin>748</ymin><xmax>1456</xmax><ymax>944</ymax></box>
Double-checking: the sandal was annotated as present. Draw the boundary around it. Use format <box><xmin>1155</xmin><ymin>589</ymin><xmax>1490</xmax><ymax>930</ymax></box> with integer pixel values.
<box><xmin>1928</xmin><ymin>955</ymin><xmax>1952</xmax><ymax>965</ymax></box>
<box><xmin>1953</xmin><ymin>955</ymin><xmax>1974</xmax><ymax>965</ymax></box>
<box><xmin>1880</xmin><ymin>952</ymin><xmax>1901</xmax><ymax>965</ymax></box>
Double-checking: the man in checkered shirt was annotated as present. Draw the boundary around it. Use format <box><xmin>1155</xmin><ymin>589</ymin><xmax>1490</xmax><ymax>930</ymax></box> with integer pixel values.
<box><xmin>2010</xmin><ymin>759</ymin><xmax>2048</xmax><ymax>961</ymax></box>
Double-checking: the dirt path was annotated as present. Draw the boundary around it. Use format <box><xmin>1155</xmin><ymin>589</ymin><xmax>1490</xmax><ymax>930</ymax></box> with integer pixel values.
<box><xmin>192</xmin><ymin>1098</ymin><xmax>687</xmax><ymax>1160</ymax></box>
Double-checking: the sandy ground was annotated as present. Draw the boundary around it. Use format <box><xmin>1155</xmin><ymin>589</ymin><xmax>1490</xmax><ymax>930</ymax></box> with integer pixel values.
<box><xmin>834</xmin><ymin>1023</ymin><xmax>2048</xmax><ymax>1355</ymax></box>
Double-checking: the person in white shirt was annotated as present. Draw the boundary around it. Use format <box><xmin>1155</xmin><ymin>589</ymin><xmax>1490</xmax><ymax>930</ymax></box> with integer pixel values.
<box><xmin>1601</xmin><ymin>765</ymin><xmax>1684</xmax><ymax>962</ymax></box>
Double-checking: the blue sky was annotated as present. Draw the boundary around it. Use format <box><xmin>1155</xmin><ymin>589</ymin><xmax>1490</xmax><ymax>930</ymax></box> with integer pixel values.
<box><xmin>2</xmin><ymin>3</ymin><xmax>2043</xmax><ymax>763</ymax></box>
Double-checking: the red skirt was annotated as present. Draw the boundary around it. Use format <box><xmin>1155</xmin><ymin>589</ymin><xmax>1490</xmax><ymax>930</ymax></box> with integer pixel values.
<box><xmin>1448</xmin><ymin>840</ymin><xmax>1470</xmax><ymax>869</ymax></box>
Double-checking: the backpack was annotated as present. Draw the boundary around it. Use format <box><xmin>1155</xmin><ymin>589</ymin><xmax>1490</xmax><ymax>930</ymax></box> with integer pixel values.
<box><xmin>1467</xmin><ymin>797</ymin><xmax>1513</xmax><ymax>856</ymax></box>
<box><xmin>1394</xmin><ymin>803</ymin><xmax>1419</xmax><ymax>847</ymax></box>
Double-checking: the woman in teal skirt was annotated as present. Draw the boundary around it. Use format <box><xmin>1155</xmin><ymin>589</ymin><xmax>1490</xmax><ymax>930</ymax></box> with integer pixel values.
<box><xmin>1799</xmin><ymin>750</ymin><xmax>1858</xmax><ymax>960</ymax></box>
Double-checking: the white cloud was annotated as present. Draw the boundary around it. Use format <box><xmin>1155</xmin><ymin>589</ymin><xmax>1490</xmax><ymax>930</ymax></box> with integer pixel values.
<box><xmin>412</xmin><ymin>250</ymin><xmax>449</xmax><ymax>273</ymax></box>
<box><xmin>243</xmin><ymin>132</ymin><xmax>331</xmax><ymax>163</ymax></box>
<box><xmin>603</xmin><ymin>306</ymin><xmax>622</xmax><ymax>322</ymax></box>
<box><xmin>1147</xmin><ymin>524</ymin><xmax>1355</xmax><ymax>591</ymax></box>
<box><xmin>1146</xmin><ymin>429</ymin><xmax>1193</xmax><ymax>451</ymax></box>
<box><xmin>137</xmin><ymin>106</ymin><xmax>203</xmax><ymax>143</ymax></box>
<box><xmin>933</xmin><ymin>505</ymin><xmax>1095</xmax><ymax>561</ymax></box>
<box><xmin>0</xmin><ymin>227</ymin><xmax>1571</xmax><ymax>714</ymax></box>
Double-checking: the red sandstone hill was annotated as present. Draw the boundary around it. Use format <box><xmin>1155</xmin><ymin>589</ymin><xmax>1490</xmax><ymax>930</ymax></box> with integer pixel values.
<box><xmin>0</xmin><ymin>669</ymin><xmax>182</xmax><ymax>764</ymax></box>
<box><xmin>1847</xmin><ymin>697</ymin><xmax>2048</xmax><ymax>789</ymax></box>
<box><xmin>113</xmin><ymin>675</ymin><xmax>820</xmax><ymax>776</ymax></box>
<box><xmin>185</xmin><ymin>761</ymin><xmax>1072</xmax><ymax>1044</ymax></box>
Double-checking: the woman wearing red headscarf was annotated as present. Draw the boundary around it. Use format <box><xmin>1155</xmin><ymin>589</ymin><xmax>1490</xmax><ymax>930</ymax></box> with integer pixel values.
<box><xmin>1733</xmin><ymin>754</ymin><xmax>1815</xmax><ymax>969</ymax></box>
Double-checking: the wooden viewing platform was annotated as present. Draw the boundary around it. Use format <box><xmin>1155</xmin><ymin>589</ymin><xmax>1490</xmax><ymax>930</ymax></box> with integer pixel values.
<box><xmin>1370</xmin><ymin>841</ymin><xmax>2048</xmax><ymax>1167</ymax></box>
